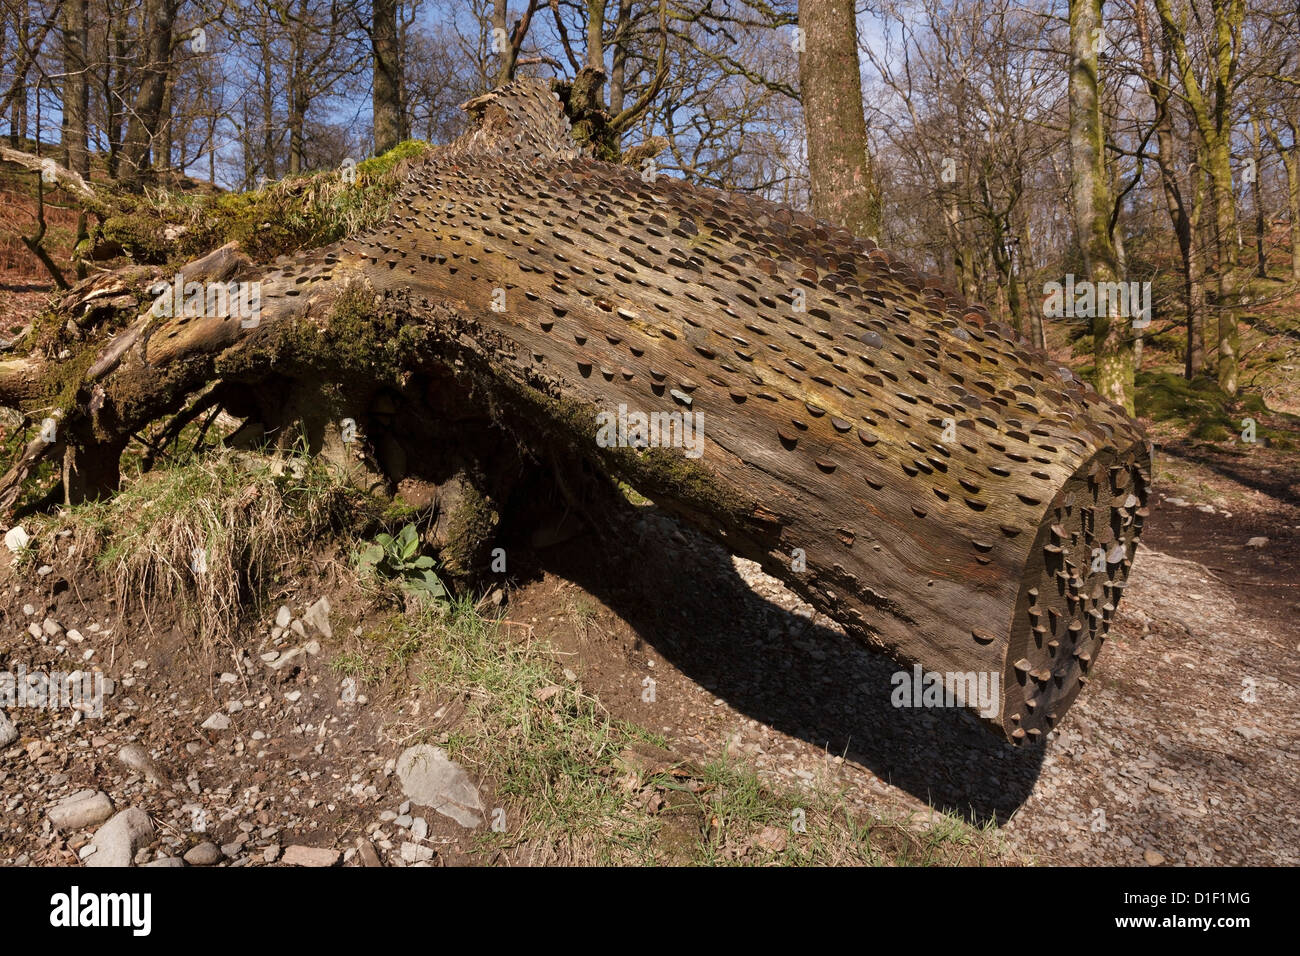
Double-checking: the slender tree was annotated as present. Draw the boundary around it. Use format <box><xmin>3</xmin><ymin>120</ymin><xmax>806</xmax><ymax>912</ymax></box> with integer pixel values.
<box><xmin>1070</xmin><ymin>0</ymin><xmax>1133</xmax><ymax>410</ymax></box>
<box><xmin>60</xmin><ymin>0</ymin><xmax>88</xmax><ymax>175</ymax></box>
<box><xmin>798</xmin><ymin>0</ymin><xmax>880</xmax><ymax>238</ymax></box>
<box><xmin>371</xmin><ymin>0</ymin><xmax>404</xmax><ymax>153</ymax></box>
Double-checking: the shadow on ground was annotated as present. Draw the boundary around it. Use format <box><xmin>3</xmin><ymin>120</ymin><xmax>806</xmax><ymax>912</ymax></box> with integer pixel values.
<box><xmin>519</xmin><ymin>505</ymin><xmax>1047</xmax><ymax>825</ymax></box>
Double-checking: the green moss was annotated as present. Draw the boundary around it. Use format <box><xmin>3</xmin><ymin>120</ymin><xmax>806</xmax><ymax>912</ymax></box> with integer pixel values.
<box><xmin>99</xmin><ymin>209</ymin><xmax>174</xmax><ymax>262</ymax></box>
<box><xmin>616</xmin><ymin>480</ymin><xmax>651</xmax><ymax>506</ymax></box>
<box><xmin>186</xmin><ymin>140</ymin><xmax>430</xmax><ymax>261</ymax></box>
<box><xmin>214</xmin><ymin>283</ymin><xmax>429</xmax><ymax>384</ymax></box>
<box><xmin>47</xmin><ymin>346</ymin><xmax>100</xmax><ymax>411</ymax></box>
<box><xmin>357</xmin><ymin>139</ymin><xmax>428</xmax><ymax>178</ymax></box>
<box><xmin>1192</xmin><ymin>420</ymin><xmax>1230</xmax><ymax>441</ymax></box>
<box><xmin>1135</xmin><ymin>370</ymin><xmax>1291</xmax><ymax>445</ymax></box>
<box><xmin>618</xmin><ymin>445</ymin><xmax>742</xmax><ymax>515</ymax></box>
<box><xmin>87</xmin><ymin>140</ymin><xmax>432</xmax><ymax>267</ymax></box>
<box><xmin>25</xmin><ymin>305</ymin><xmax>69</xmax><ymax>354</ymax></box>
<box><xmin>377</xmin><ymin>499</ymin><xmax>423</xmax><ymax>528</ymax></box>
<box><xmin>1136</xmin><ymin>371</ymin><xmax>1234</xmax><ymax>431</ymax></box>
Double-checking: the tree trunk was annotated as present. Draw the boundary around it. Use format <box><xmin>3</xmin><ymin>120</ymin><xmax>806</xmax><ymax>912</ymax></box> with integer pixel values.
<box><xmin>585</xmin><ymin>0</ymin><xmax>604</xmax><ymax>74</ymax></box>
<box><xmin>1288</xmin><ymin>144</ymin><xmax>1300</xmax><ymax>280</ymax></box>
<box><xmin>1019</xmin><ymin>219</ymin><xmax>1046</xmax><ymax>350</ymax></box>
<box><xmin>1135</xmin><ymin>0</ymin><xmax>1205</xmax><ymax>379</ymax></box>
<box><xmin>798</xmin><ymin>0</ymin><xmax>881</xmax><ymax>239</ymax></box>
<box><xmin>372</xmin><ymin>0</ymin><xmax>404</xmax><ymax>154</ymax></box>
<box><xmin>154</xmin><ymin>69</ymin><xmax>174</xmax><ymax>174</ymax></box>
<box><xmin>261</xmin><ymin>26</ymin><xmax>276</xmax><ymax>181</ymax></box>
<box><xmin>1267</xmin><ymin>120</ymin><xmax>1300</xmax><ymax>280</ymax></box>
<box><xmin>0</xmin><ymin>81</ymin><xmax>1152</xmax><ymax>744</ymax></box>
<box><xmin>288</xmin><ymin>85</ymin><xmax>307</xmax><ymax>175</ymax></box>
<box><xmin>62</xmin><ymin>0</ymin><xmax>90</xmax><ymax>177</ymax></box>
<box><xmin>1070</xmin><ymin>0</ymin><xmax>1133</xmax><ymax>412</ymax></box>
<box><xmin>105</xmin><ymin>21</ymin><xmax>126</xmax><ymax>178</ymax></box>
<box><xmin>9</xmin><ymin>5</ymin><xmax>30</xmax><ymax>148</ymax></box>
<box><xmin>1185</xmin><ymin>192</ymin><xmax>1207</xmax><ymax>378</ymax></box>
<box><xmin>493</xmin><ymin>0</ymin><xmax>537</xmax><ymax>87</ymax></box>
<box><xmin>120</xmin><ymin>0</ymin><xmax>176</xmax><ymax>184</ymax></box>
<box><xmin>608</xmin><ymin>0</ymin><xmax>633</xmax><ymax>116</ymax></box>
<box><xmin>1250</xmin><ymin>118</ymin><xmax>1266</xmax><ymax>278</ymax></box>
<box><xmin>1152</xmin><ymin>0</ymin><xmax>1241</xmax><ymax>395</ymax></box>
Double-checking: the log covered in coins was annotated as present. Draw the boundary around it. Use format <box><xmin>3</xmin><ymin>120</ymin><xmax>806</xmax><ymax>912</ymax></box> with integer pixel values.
<box><xmin>0</xmin><ymin>79</ymin><xmax>1152</xmax><ymax>742</ymax></box>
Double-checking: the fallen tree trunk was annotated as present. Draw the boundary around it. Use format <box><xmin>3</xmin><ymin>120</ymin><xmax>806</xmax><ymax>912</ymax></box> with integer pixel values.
<box><xmin>0</xmin><ymin>79</ymin><xmax>1151</xmax><ymax>743</ymax></box>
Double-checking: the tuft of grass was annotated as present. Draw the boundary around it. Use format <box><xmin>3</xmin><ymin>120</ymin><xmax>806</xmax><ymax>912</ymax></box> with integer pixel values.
<box><xmin>332</xmin><ymin>596</ymin><xmax>660</xmax><ymax>863</ymax></box>
<box><xmin>689</xmin><ymin>757</ymin><xmax>1002</xmax><ymax>866</ymax></box>
<box><xmin>34</xmin><ymin>448</ymin><xmax>366</xmax><ymax>642</ymax></box>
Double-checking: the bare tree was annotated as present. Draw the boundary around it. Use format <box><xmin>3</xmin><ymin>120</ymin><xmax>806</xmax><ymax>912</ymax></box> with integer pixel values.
<box><xmin>1152</xmin><ymin>0</ymin><xmax>1246</xmax><ymax>394</ymax></box>
<box><xmin>1134</xmin><ymin>0</ymin><xmax>1207</xmax><ymax>378</ymax></box>
<box><xmin>120</xmin><ymin>0</ymin><xmax>179</xmax><ymax>184</ymax></box>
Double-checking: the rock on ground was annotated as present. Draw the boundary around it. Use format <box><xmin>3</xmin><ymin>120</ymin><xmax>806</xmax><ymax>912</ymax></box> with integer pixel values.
<box><xmin>201</xmin><ymin>712</ymin><xmax>231</xmax><ymax>731</ymax></box>
<box><xmin>118</xmin><ymin>744</ymin><xmax>168</xmax><ymax>784</ymax></box>
<box><xmin>3</xmin><ymin>526</ymin><xmax>29</xmax><ymax>552</ymax></box>
<box><xmin>281</xmin><ymin>845</ymin><xmax>340</xmax><ymax>867</ymax></box>
<box><xmin>395</xmin><ymin>745</ymin><xmax>485</xmax><ymax>829</ymax></box>
<box><xmin>183</xmin><ymin>842</ymin><xmax>222</xmax><ymax>866</ymax></box>
<box><xmin>84</xmin><ymin>808</ymin><xmax>153</xmax><ymax>867</ymax></box>
<box><xmin>303</xmin><ymin>597</ymin><xmax>332</xmax><ymax>639</ymax></box>
<box><xmin>48</xmin><ymin>790</ymin><xmax>114</xmax><ymax>829</ymax></box>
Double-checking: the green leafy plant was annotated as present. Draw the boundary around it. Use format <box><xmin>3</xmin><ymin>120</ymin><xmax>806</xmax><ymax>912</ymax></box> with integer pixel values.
<box><xmin>358</xmin><ymin>523</ymin><xmax>447</xmax><ymax>599</ymax></box>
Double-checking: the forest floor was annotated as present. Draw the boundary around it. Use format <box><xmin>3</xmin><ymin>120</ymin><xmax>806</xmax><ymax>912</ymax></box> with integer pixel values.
<box><xmin>0</xmin><ymin>413</ymin><xmax>1295</xmax><ymax>867</ymax></box>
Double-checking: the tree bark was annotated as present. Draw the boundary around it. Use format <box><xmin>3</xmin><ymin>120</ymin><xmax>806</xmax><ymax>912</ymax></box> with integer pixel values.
<box><xmin>372</xmin><ymin>0</ymin><xmax>404</xmax><ymax>154</ymax></box>
<box><xmin>62</xmin><ymin>0</ymin><xmax>90</xmax><ymax>177</ymax></box>
<box><xmin>1070</xmin><ymin>0</ymin><xmax>1133</xmax><ymax>412</ymax></box>
<box><xmin>0</xmin><ymin>80</ymin><xmax>1151</xmax><ymax>744</ymax></box>
<box><xmin>798</xmin><ymin>0</ymin><xmax>881</xmax><ymax>239</ymax></box>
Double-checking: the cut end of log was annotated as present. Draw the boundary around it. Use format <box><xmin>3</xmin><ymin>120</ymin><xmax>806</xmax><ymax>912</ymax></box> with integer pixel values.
<box><xmin>998</xmin><ymin>440</ymin><xmax>1152</xmax><ymax>742</ymax></box>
